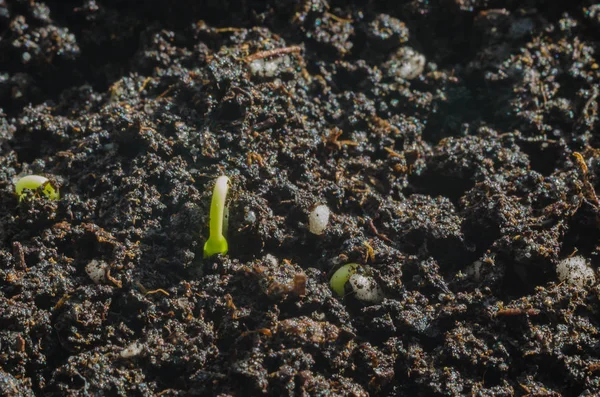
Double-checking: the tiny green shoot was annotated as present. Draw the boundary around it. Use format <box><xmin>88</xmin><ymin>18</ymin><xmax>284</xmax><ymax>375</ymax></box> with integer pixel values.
<box><xmin>330</xmin><ymin>263</ymin><xmax>359</xmax><ymax>296</ymax></box>
<box><xmin>15</xmin><ymin>175</ymin><xmax>60</xmax><ymax>202</ymax></box>
<box><xmin>203</xmin><ymin>175</ymin><xmax>230</xmax><ymax>258</ymax></box>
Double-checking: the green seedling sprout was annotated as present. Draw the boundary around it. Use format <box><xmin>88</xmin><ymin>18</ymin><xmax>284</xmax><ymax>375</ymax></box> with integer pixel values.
<box><xmin>330</xmin><ymin>263</ymin><xmax>359</xmax><ymax>296</ymax></box>
<box><xmin>15</xmin><ymin>175</ymin><xmax>59</xmax><ymax>201</ymax></box>
<box><xmin>203</xmin><ymin>175</ymin><xmax>230</xmax><ymax>258</ymax></box>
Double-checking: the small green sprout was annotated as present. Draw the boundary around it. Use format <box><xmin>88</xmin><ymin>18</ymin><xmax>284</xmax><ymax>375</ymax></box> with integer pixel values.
<box><xmin>203</xmin><ymin>175</ymin><xmax>230</xmax><ymax>258</ymax></box>
<box><xmin>330</xmin><ymin>263</ymin><xmax>359</xmax><ymax>296</ymax></box>
<box><xmin>15</xmin><ymin>175</ymin><xmax>59</xmax><ymax>201</ymax></box>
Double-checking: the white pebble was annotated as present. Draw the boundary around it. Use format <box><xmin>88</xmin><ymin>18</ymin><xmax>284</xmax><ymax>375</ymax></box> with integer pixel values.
<box><xmin>264</xmin><ymin>254</ymin><xmax>278</xmax><ymax>267</ymax></box>
<box><xmin>264</xmin><ymin>60</ymin><xmax>279</xmax><ymax>76</ymax></box>
<box><xmin>249</xmin><ymin>59</ymin><xmax>265</xmax><ymax>75</ymax></box>
<box><xmin>244</xmin><ymin>208</ymin><xmax>256</xmax><ymax>224</ymax></box>
<box><xmin>556</xmin><ymin>256</ymin><xmax>596</xmax><ymax>287</ymax></box>
<box><xmin>119</xmin><ymin>342</ymin><xmax>143</xmax><ymax>358</ymax></box>
<box><xmin>249</xmin><ymin>57</ymin><xmax>286</xmax><ymax>77</ymax></box>
<box><xmin>465</xmin><ymin>260</ymin><xmax>483</xmax><ymax>281</ymax></box>
<box><xmin>308</xmin><ymin>204</ymin><xmax>330</xmax><ymax>235</ymax></box>
<box><xmin>391</xmin><ymin>47</ymin><xmax>426</xmax><ymax>80</ymax></box>
<box><xmin>85</xmin><ymin>260</ymin><xmax>108</xmax><ymax>284</ymax></box>
<box><xmin>349</xmin><ymin>274</ymin><xmax>384</xmax><ymax>303</ymax></box>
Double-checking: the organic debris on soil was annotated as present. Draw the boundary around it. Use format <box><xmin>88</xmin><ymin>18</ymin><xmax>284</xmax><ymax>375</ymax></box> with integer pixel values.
<box><xmin>2</xmin><ymin>1</ymin><xmax>600</xmax><ymax>396</ymax></box>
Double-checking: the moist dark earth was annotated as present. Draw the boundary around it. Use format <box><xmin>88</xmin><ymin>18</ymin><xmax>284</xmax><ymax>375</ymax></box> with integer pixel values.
<box><xmin>2</xmin><ymin>0</ymin><xmax>600</xmax><ymax>396</ymax></box>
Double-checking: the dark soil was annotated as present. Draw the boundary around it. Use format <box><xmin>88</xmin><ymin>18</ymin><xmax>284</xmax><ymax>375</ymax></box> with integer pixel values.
<box><xmin>2</xmin><ymin>0</ymin><xmax>600</xmax><ymax>396</ymax></box>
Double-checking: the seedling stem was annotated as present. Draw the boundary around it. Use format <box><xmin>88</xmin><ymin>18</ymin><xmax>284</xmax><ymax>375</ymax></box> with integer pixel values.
<box><xmin>204</xmin><ymin>175</ymin><xmax>230</xmax><ymax>258</ymax></box>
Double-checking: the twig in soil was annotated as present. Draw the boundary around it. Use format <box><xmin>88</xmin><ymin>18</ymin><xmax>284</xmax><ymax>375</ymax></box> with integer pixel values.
<box><xmin>368</xmin><ymin>219</ymin><xmax>393</xmax><ymax>244</ymax></box>
<box><xmin>363</xmin><ymin>240</ymin><xmax>375</xmax><ymax>263</ymax></box>
<box><xmin>145</xmin><ymin>288</ymin><xmax>170</xmax><ymax>297</ymax></box>
<box><xmin>106</xmin><ymin>269</ymin><xmax>123</xmax><ymax>288</ymax></box>
<box><xmin>158</xmin><ymin>389</ymin><xmax>178</xmax><ymax>396</ymax></box>
<box><xmin>383</xmin><ymin>147</ymin><xmax>410</xmax><ymax>173</ymax></box>
<box><xmin>236</xmin><ymin>328</ymin><xmax>273</xmax><ymax>343</ymax></box>
<box><xmin>587</xmin><ymin>362</ymin><xmax>600</xmax><ymax>373</ymax></box>
<box><xmin>384</xmin><ymin>147</ymin><xmax>403</xmax><ymax>158</ymax></box>
<box><xmin>573</xmin><ymin>152</ymin><xmax>600</xmax><ymax>207</ymax></box>
<box><xmin>577</xmin><ymin>87</ymin><xmax>598</xmax><ymax>126</ymax></box>
<box><xmin>138</xmin><ymin>77</ymin><xmax>152</xmax><ymax>92</ymax></box>
<box><xmin>540</xmin><ymin>82</ymin><xmax>547</xmax><ymax>108</ymax></box>
<box><xmin>494</xmin><ymin>308</ymin><xmax>540</xmax><ymax>317</ymax></box>
<box><xmin>244</xmin><ymin>46</ymin><xmax>302</xmax><ymax>62</ymax></box>
<box><xmin>573</xmin><ymin>152</ymin><xmax>588</xmax><ymax>174</ymax></box>
<box><xmin>214</xmin><ymin>27</ymin><xmax>245</xmax><ymax>33</ymax></box>
<box><xmin>54</xmin><ymin>293</ymin><xmax>71</xmax><ymax>310</ymax></box>
<box><xmin>519</xmin><ymin>383</ymin><xmax>532</xmax><ymax>395</ymax></box>
<box><xmin>156</xmin><ymin>85</ymin><xmax>174</xmax><ymax>99</ymax></box>
<box><xmin>324</xmin><ymin>12</ymin><xmax>353</xmax><ymax>23</ymax></box>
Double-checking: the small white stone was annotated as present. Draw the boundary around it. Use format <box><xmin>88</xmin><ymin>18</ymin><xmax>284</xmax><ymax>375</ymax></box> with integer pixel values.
<box><xmin>119</xmin><ymin>342</ymin><xmax>143</xmax><ymax>358</ymax></box>
<box><xmin>556</xmin><ymin>256</ymin><xmax>596</xmax><ymax>287</ymax></box>
<box><xmin>249</xmin><ymin>60</ymin><xmax>265</xmax><ymax>75</ymax></box>
<box><xmin>244</xmin><ymin>209</ymin><xmax>256</xmax><ymax>224</ymax></box>
<box><xmin>390</xmin><ymin>47</ymin><xmax>426</xmax><ymax>80</ymax></box>
<box><xmin>349</xmin><ymin>274</ymin><xmax>384</xmax><ymax>303</ymax></box>
<box><xmin>264</xmin><ymin>254</ymin><xmax>278</xmax><ymax>267</ymax></box>
<box><xmin>264</xmin><ymin>60</ymin><xmax>279</xmax><ymax>76</ymax></box>
<box><xmin>465</xmin><ymin>260</ymin><xmax>483</xmax><ymax>281</ymax></box>
<box><xmin>85</xmin><ymin>260</ymin><xmax>107</xmax><ymax>284</ymax></box>
<box><xmin>249</xmin><ymin>57</ymin><xmax>286</xmax><ymax>77</ymax></box>
<box><xmin>308</xmin><ymin>204</ymin><xmax>330</xmax><ymax>235</ymax></box>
